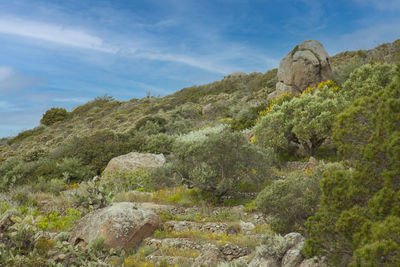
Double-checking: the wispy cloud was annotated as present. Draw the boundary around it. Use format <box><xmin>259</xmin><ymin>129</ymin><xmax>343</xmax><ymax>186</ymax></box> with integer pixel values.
<box><xmin>0</xmin><ymin>16</ymin><xmax>117</xmax><ymax>53</ymax></box>
<box><xmin>0</xmin><ymin>65</ymin><xmax>42</xmax><ymax>93</ymax></box>
<box><xmin>336</xmin><ymin>21</ymin><xmax>400</xmax><ymax>52</ymax></box>
<box><xmin>0</xmin><ymin>101</ymin><xmax>21</xmax><ymax>112</ymax></box>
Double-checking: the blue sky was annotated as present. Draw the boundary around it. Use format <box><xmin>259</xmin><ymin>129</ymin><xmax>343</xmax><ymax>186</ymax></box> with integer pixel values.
<box><xmin>1</xmin><ymin>0</ymin><xmax>400</xmax><ymax>137</ymax></box>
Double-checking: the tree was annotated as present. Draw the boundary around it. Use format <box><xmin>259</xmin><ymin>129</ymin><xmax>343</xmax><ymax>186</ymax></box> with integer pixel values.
<box><xmin>168</xmin><ymin>125</ymin><xmax>274</xmax><ymax>200</ymax></box>
<box><xmin>254</xmin><ymin>81</ymin><xmax>345</xmax><ymax>156</ymax></box>
<box><xmin>302</xmin><ymin>65</ymin><xmax>400</xmax><ymax>266</ymax></box>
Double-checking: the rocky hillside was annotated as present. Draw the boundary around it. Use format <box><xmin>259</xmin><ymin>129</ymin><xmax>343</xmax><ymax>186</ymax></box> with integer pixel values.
<box><xmin>0</xmin><ymin>38</ymin><xmax>400</xmax><ymax>267</ymax></box>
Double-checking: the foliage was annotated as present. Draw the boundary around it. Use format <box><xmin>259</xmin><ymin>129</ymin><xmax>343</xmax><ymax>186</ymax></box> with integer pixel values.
<box><xmin>255</xmin><ymin>164</ymin><xmax>330</xmax><ymax>234</ymax></box>
<box><xmin>303</xmin><ymin>66</ymin><xmax>400</xmax><ymax>266</ymax></box>
<box><xmin>102</xmin><ymin>169</ymin><xmax>152</xmax><ymax>192</ymax></box>
<box><xmin>164</xmin><ymin>125</ymin><xmax>274</xmax><ymax>200</ymax></box>
<box><xmin>341</xmin><ymin>63</ymin><xmax>396</xmax><ymax>102</ymax></box>
<box><xmin>333</xmin><ymin>58</ymin><xmax>364</xmax><ymax>86</ymax></box>
<box><xmin>254</xmin><ymin>81</ymin><xmax>345</xmax><ymax>156</ymax></box>
<box><xmin>54</xmin><ymin>130</ymin><xmax>133</xmax><ymax>174</ymax></box>
<box><xmin>40</xmin><ymin>107</ymin><xmax>69</xmax><ymax>126</ymax></box>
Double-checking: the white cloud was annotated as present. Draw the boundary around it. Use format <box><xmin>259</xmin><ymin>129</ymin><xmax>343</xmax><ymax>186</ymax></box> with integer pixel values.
<box><xmin>0</xmin><ymin>101</ymin><xmax>21</xmax><ymax>112</ymax></box>
<box><xmin>0</xmin><ymin>16</ymin><xmax>117</xmax><ymax>53</ymax></box>
<box><xmin>336</xmin><ymin>22</ymin><xmax>400</xmax><ymax>52</ymax></box>
<box><xmin>0</xmin><ymin>65</ymin><xmax>41</xmax><ymax>93</ymax></box>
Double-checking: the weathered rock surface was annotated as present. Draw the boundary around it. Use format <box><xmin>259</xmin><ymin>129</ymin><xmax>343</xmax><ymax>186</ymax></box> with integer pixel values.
<box><xmin>69</xmin><ymin>202</ymin><xmax>159</xmax><ymax>249</ymax></box>
<box><xmin>282</xmin><ymin>241</ymin><xmax>305</xmax><ymax>267</ymax></box>
<box><xmin>102</xmin><ymin>152</ymin><xmax>165</xmax><ymax>176</ymax></box>
<box><xmin>273</xmin><ymin>40</ymin><xmax>333</xmax><ymax>97</ymax></box>
<box><xmin>192</xmin><ymin>244</ymin><xmax>224</xmax><ymax>267</ymax></box>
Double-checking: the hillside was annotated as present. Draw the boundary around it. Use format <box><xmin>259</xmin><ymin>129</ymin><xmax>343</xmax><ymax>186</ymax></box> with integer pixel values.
<box><xmin>0</xmin><ymin>39</ymin><xmax>400</xmax><ymax>266</ymax></box>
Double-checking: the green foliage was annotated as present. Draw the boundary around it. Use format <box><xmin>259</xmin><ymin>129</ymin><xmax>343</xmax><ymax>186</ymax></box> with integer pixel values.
<box><xmin>54</xmin><ymin>130</ymin><xmax>133</xmax><ymax>174</ymax></box>
<box><xmin>163</xmin><ymin>125</ymin><xmax>274</xmax><ymax>200</ymax></box>
<box><xmin>254</xmin><ymin>83</ymin><xmax>345</xmax><ymax>156</ymax></box>
<box><xmin>102</xmin><ymin>169</ymin><xmax>152</xmax><ymax>192</ymax></box>
<box><xmin>255</xmin><ymin>164</ymin><xmax>329</xmax><ymax>234</ymax></box>
<box><xmin>333</xmin><ymin>58</ymin><xmax>364</xmax><ymax>86</ymax></box>
<box><xmin>303</xmin><ymin>65</ymin><xmax>400</xmax><ymax>266</ymax></box>
<box><xmin>133</xmin><ymin>116</ymin><xmax>167</xmax><ymax>135</ymax></box>
<box><xmin>341</xmin><ymin>63</ymin><xmax>396</xmax><ymax>102</ymax></box>
<box><xmin>40</xmin><ymin>107</ymin><xmax>69</xmax><ymax>126</ymax></box>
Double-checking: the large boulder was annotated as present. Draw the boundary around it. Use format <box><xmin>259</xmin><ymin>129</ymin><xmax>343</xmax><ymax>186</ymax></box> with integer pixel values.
<box><xmin>274</xmin><ymin>40</ymin><xmax>333</xmax><ymax>97</ymax></box>
<box><xmin>69</xmin><ymin>202</ymin><xmax>159</xmax><ymax>249</ymax></box>
<box><xmin>102</xmin><ymin>152</ymin><xmax>165</xmax><ymax>176</ymax></box>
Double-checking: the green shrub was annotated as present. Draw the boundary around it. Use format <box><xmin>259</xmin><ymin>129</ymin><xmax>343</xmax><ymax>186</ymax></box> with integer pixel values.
<box><xmin>303</xmin><ymin>65</ymin><xmax>400</xmax><ymax>266</ymax></box>
<box><xmin>54</xmin><ymin>130</ymin><xmax>133</xmax><ymax>174</ymax></box>
<box><xmin>133</xmin><ymin>116</ymin><xmax>167</xmax><ymax>135</ymax></box>
<box><xmin>40</xmin><ymin>107</ymin><xmax>68</xmax><ymax>126</ymax></box>
<box><xmin>164</xmin><ymin>125</ymin><xmax>274</xmax><ymax>200</ymax></box>
<box><xmin>141</xmin><ymin>133</ymin><xmax>175</xmax><ymax>154</ymax></box>
<box><xmin>333</xmin><ymin>58</ymin><xmax>364</xmax><ymax>86</ymax></box>
<box><xmin>255</xmin><ymin>164</ymin><xmax>330</xmax><ymax>234</ymax></box>
<box><xmin>341</xmin><ymin>63</ymin><xmax>396</xmax><ymax>103</ymax></box>
<box><xmin>254</xmin><ymin>82</ymin><xmax>346</xmax><ymax>156</ymax></box>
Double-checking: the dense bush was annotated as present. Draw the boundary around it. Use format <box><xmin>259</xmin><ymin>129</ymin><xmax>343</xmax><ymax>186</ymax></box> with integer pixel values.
<box><xmin>255</xmin><ymin>164</ymin><xmax>331</xmax><ymax>234</ymax></box>
<box><xmin>133</xmin><ymin>116</ymin><xmax>167</xmax><ymax>135</ymax></box>
<box><xmin>52</xmin><ymin>130</ymin><xmax>133</xmax><ymax>174</ymax></box>
<box><xmin>254</xmin><ymin>81</ymin><xmax>345</xmax><ymax>156</ymax></box>
<box><xmin>40</xmin><ymin>107</ymin><xmax>69</xmax><ymax>126</ymax></box>
<box><xmin>163</xmin><ymin>125</ymin><xmax>274</xmax><ymax>200</ymax></box>
<box><xmin>341</xmin><ymin>63</ymin><xmax>396</xmax><ymax>102</ymax></box>
<box><xmin>302</xmin><ymin>65</ymin><xmax>400</xmax><ymax>266</ymax></box>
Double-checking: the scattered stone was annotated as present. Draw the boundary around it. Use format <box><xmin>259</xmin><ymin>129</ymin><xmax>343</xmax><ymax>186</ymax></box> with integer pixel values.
<box><xmin>69</xmin><ymin>202</ymin><xmax>159</xmax><ymax>249</ymax></box>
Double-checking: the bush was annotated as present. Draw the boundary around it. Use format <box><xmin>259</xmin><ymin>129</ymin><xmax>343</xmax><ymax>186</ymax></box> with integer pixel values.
<box><xmin>255</xmin><ymin>164</ymin><xmax>330</xmax><ymax>234</ymax></box>
<box><xmin>303</xmin><ymin>65</ymin><xmax>400</xmax><ymax>266</ymax></box>
<box><xmin>341</xmin><ymin>63</ymin><xmax>396</xmax><ymax>103</ymax></box>
<box><xmin>254</xmin><ymin>81</ymin><xmax>345</xmax><ymax>156</ymax></box>
<box><xmin>40</xmin><ymin>107</ymin><xmax>68</xmax><ymax>126</ymax></box>
<box><xmin>53</xmin><ymin>130</ymin><xmax>133</xmax><ymax>174</ymax></box>
<box><xmin>164</xmin><ymin>125</ymin><xmax>274</xmax><ymax>200</ymax></box>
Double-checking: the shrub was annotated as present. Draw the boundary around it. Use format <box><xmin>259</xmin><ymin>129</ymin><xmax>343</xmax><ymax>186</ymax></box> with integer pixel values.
<box><xmin>303</xmin><ymin>65</ymin><xmax>400</xmax><ymax>266</ymax></box>
<box><xmin>341</xmin><ymin>63</ymin><xmax>396</xmax><ymax>103</ymax></box>
<box><xmin>254</xmin><ymin>81</ymin><xmax>346</xmax><ymax>156</ymax></box>
<box><xmin>54</xmin><ymin>130</ymin><xmax>133</xmax><ymax>174</ymax></box>
<box><xmin>255</xmin><ymin>164</ymin><xmax>330</xmax><ymax>234</ymax></box>
<box><xmin>40</xmin><ymin>107</ymin><xmax>68</xmax><ymax>126</ymax></box>
<box><xmin>133</xmin><ymin>116</ymin><xmax>167</xmax><ymax>135</ymax></box>
<box><xmin>164</xmin><ymin>125</ymin><xmax>274</xmax><ymax>200</ymax></box>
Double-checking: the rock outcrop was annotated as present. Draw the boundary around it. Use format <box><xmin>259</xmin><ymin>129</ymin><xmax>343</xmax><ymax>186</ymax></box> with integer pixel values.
<box><xmin>271</xmin><ymin>40</ymin><xmax>333</xmax><ymax>99</ymax></box>
<box><xmin>69</xmin><ymin>202</ymin><xmax>159</xmax><ymax>249</ymax></box>
<box><xmin>102</xmin><ymin>152</ymin><xmax>165</xmax><ymax>176</ymax></box>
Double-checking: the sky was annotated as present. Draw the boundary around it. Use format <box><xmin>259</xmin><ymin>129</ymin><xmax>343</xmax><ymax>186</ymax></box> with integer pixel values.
<box><xmin>0</xmin><ymin>0</ymin><xmax>400</xmax><ymax>137</ymax></box>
